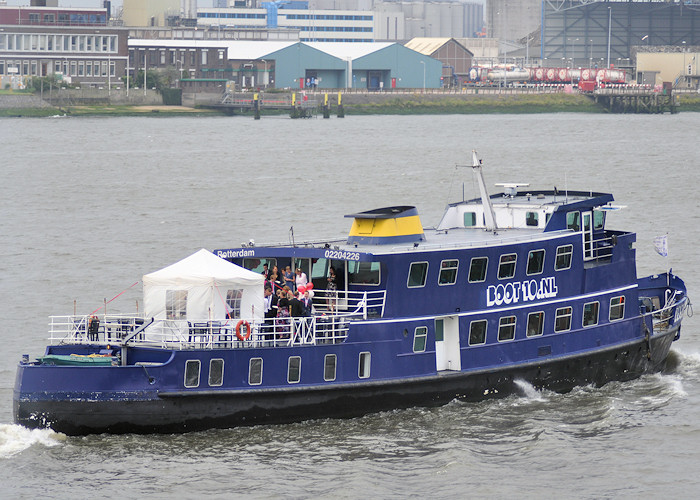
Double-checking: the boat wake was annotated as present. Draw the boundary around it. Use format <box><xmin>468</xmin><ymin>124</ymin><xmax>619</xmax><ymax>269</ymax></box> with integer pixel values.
<box><xmin>512</xmin><ymin>379</ymin><xmax>548</xmax><ymax>402</ymax></box>
<box><xmin>0</xmin><ymin>424</ymin><xmax>65</xmax><ymax>459</ymax></box>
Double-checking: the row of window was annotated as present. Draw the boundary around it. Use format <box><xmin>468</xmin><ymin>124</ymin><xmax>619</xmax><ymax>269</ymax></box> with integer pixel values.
<box><xmin>0</xmin><ymin>59</ymin><xmax>115</xmax><ymax>78</ymax></box>
<box><xmin>299</xmin><ymin>38</ymin><xmax>373</xmax><ymax>43</ymax></box>
<box><xmin>285</xmin><ymin>14</ymin><xmax>373</xmax><ymax>21</ymax></box>
<box><xmin>407</xmin><ymin>245</ymin><xmax>574</xmax><ymax>288</ymax></box>
<box><xmin>24</xmin><ymin>13</ymin><xmax>106</xmax><ymax>25</ymax></box>
<box><xmin>183</xmin><ymin>352</ymin><xmax>372</xmax><ymax>388</ymax></box>
<box><xmin>287</xmin><ymin>26</ymin><xmax>373</xmax><ymax>32</ymax></box>
<box><xmin>410</xmin><ymin>296</ymin><xmax>626</xmax><ymax>351</ymax></box>
<box><xmin>0</xmin><ymin>34</ymin><xmax>117</xmax><ymax>53</ymax></box>
<box><xmin>198</xmin><ymin>13</ymin><xmax>266</xmax><ymax>19</ymax></box>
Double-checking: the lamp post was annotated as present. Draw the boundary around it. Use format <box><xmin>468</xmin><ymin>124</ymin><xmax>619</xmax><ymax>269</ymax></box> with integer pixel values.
<box><xmin>606</xmin><ymin>7</ymin><xmax>612</xmax><ymax>68</ymax></box>
<box><xmin>176</xmin><ymin>59</ymin><xmax>184</xmax><ymax>86</ymax></box>
<box><xmin>682</xmin><ymin>41</ymin><xmax>687</xmax><ymax>83</ymax></box>
<box><xmin>589</xmin><ymin>39</ymin><xmax>593</xmax><ymax>69</ymax></box>
<box><xmin>420</xmin><ymin>60</ymin><xmax>425</xmax><ymax>90</ymax></box>
<box><xmin>261</xmin><ymin>59</ymin><xmax>267</xmax><ymax>88</ymax></box>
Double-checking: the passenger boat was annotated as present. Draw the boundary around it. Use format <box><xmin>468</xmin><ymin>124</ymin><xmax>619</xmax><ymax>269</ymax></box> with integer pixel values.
<box><xmin>14</xmin><ymin>151</ymin><xmax>690</xmax><ymax>435</ymax></box>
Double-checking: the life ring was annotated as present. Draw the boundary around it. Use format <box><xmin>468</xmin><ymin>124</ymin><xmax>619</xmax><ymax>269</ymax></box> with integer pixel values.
<box><xmin>236</xmin><ymin>320</ymin><xmax>251</xmax><ymax>341</ymax></box>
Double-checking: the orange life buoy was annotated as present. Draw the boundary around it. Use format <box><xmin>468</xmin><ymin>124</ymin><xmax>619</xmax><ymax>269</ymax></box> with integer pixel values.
<box><xmin>236</xmin><ymin>320</ymin><xmax>251</xmax><ymax>341</ymax></box>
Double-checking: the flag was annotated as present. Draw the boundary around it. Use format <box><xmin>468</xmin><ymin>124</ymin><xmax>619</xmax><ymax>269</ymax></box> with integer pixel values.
<box><xmin>653</xmin><ymin>235</ymin><xmax>668</xmax><ymax>257</ymax></box>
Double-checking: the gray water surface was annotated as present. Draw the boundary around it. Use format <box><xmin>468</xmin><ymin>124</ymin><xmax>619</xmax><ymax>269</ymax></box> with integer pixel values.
<box><xmin>1</xmin><ymin>113</ymin><xmax>699</xmax><ymax>498</ymax></box>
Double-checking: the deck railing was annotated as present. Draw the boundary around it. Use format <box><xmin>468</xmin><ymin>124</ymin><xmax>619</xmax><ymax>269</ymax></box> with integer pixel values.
<box><xmin>48</xmin><ymin>290</ymin><xmax>386</xmax><ymax>349</ymax></box>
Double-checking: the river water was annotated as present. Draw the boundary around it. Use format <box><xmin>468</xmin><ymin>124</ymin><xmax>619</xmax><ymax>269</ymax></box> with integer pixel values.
<box><xmin>1</xmin><ymin>112</ymin><xmax>700</xmax><ymax>498</ymax></box>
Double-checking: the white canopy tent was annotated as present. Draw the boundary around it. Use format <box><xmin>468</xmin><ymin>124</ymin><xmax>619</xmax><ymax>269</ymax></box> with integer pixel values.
<box><xmin>142</xmin><ymin>249</ymin><xmax>265</xmax><ymax>324</ymax></box>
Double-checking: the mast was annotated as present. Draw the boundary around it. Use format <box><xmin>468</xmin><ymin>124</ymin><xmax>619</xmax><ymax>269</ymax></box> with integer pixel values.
<box><xmin>471</xmin><ymin>150</ymin><xmax>497</xmax><ymax>231</ymax></box>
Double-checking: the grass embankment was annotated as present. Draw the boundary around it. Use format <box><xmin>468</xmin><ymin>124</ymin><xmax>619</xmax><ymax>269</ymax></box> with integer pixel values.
<box><xmin>676</xmin><ymin>93</ymin><xmax>700</xmax><ymax>112</ymax></box>
<box><xmin>0</xmin><ymin>104</ymin><xmax>219</xmax><ymax>117</ymax></box>
<box><xmin>346</xmin><ymin>93</ymin><xmax>603</xmax><ymax>115</ymax></box>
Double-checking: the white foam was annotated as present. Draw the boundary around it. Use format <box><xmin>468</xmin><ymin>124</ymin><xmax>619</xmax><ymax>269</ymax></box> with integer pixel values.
<box><xmin>0</xmin><ymin>424</ymin><xmax>65</xmax><ymax>459</ymax></box>
<box><xmin>513</xmin><ymin>379</ymin><xmax>546</xmax><ymax>402</ymax></box>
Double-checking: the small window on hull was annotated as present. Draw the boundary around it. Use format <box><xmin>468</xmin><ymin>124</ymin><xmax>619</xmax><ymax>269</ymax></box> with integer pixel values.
<box><xmin>610</xmin><ymin>296</ymin><xmax>625</xmax><ymax>321</ymax></box>
<box><xmin>555</xmin><ymin>245</ymin><xmax>574</xmax><ymax>271</ymax></box>
<box><xmin>498</xmin><ymin>254</ymin><xmax>517</xmax><ymax>280</ymax></box>
<box><xmin>526</xmin><ymin>249</ymin><xmax>545</xmax><ymax>275</ymax></box>
<box><xmin>468</xmin><ymin>257</ymin><xmax>488</xmax><ymax>283</ymax></box>
<box><xmin>413</xmin><ymin>326</ymin><xmax>428</xmax><ymax>352</ymax></box>
<box><xmin>407</xmin><ymin>262</ymin><xmax>428</xmax><ymax>288</ymax></box>
<box><xmin>359</xmin><ymin>352</ymin><xmax>371</xmax><ymax>378</ymax></box>
<box><xmin>498</xmin><ymin>316</ymin><xmax>516</xmax><ymax>341</ymax></box>
<box><xmin>583</xmin><ymin>302</ymin><xmax>600</xmax><ymax>327</ymax></box>
<box><xmin>209</xmin><ymin>358</ymin><xmax>224</xmax><ymax>386</ymax></box>
<box><xmin>438</xmin><ymin>260</ymin><xmax>459</xmax><ymax>285</ymax></box>
<box><xmin>288</xmin><ymin>356</ymin><xmax>301</xmax><ymax>384</ymax></box>
<box><xmin>249</xmin><ymin>358</ymin><xmax>263</xmax><ymax>385</ymax></box>
<box><xmin>324</xmin><ymin>354</ymin><xmax>337</xmax><ymax>381</ymax></box>
<box><xmin>527</xmin><ymin>311</ymin><xmax>544</xmax><ymax>337</ymax></box>
<box><xmin>555</xmin><ymin>306</ymin><xmax>573</xmax><ymax>332</ymax></box>
<box><xmin>469</xmin><ymin>319</ymin><xmax>487</xmax><ymax>345</ymax></box>
<box><xmin>184</xmin><ymin>360</ymin><xmax>200</xmax><ymax>388</ymax></box>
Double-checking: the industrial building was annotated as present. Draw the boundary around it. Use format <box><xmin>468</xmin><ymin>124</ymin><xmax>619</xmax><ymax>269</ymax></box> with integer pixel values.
<box><xmin>0</xmin><ymin>4</ymin><xmax>127</xmax><ymax>89</ymax></box>
<box><xmin>404</xmin><ymin>37</ymin><xmax>473</xmax><ymax>86</ymax></box>
<box><xmin>127</xmin><ymin>38</ymin><xmax>443</xmax><ymax>90</ymax></box>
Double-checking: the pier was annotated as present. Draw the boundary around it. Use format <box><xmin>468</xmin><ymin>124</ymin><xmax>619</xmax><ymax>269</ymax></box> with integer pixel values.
<box><xmin>210</xmin><ymin>91</ymin><xmax>319</xmax><ymax>118</ymax></box>
<box><xmin>591</xmin><ymin>87</ymin><xmax>678</xmax><ymax>114</ymax></box>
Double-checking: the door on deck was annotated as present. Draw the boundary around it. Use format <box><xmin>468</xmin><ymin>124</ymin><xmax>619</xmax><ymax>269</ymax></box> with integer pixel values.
<box><xmin>435</xmin><ymin>316</ymin><xmax>461</xmax><ymax>371</ymax></box>
<box><xmin>582</xmin><ymin>211</ymin><xmax>594</xmax><ymax>260</ymax></box>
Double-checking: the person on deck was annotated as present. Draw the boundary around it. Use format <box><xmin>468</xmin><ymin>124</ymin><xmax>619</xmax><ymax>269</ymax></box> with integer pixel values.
<box><xmin>284</xmin><ymin>266</ymin><xmax>295</xmax><ymax>291</ymax></box>
<box><xmin>295</xmin><ymin>268</ymin><xmax>308</xmax><ymax>291</ymax></box>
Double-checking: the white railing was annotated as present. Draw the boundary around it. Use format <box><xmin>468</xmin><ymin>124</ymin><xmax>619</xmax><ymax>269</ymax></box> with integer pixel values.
<box><xmin>48</xmin><ymin>290</ymin><xmax>386</xmax><ymax>349</ymax></box>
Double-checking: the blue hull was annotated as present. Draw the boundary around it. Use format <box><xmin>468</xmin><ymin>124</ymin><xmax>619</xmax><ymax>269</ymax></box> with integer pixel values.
<box><xmin>14</xmin><ymin>327</ymin><xmax>677</xmax><ymax>435</ymax></box>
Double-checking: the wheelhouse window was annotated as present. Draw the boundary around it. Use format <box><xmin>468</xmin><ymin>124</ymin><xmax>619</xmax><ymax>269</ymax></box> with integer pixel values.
<box><xmin>554</xmin><ymin>306</ymin><xmax>573</xmax><ymax>332</ymax></box>
<box><xmin>567</xmin><ymin>211</ymin><xmax>581</xmax><ymax>231</ymax></box>
<box><xmin>525</xmin><ymin>211</ymin><xmax>539</xmax><ymax>227</ymax></box>
<box><xmin>610</xmin><ymin>296</ymin><xmax>625</xmax><ymax>321</ymax></box>
<box><xmin>527</xmin><ymin>311</ymin><xmax>544</xmax><ymax>337</ymax></box>
<box><xmin>438</xmin><ymin>260</ymin><xmax>459</xmax><ymax>285</ymax></box>
<box><xmin>594</xmin><ymin>210</ymin><xmax>605</xmax><ymax>230</ymax></box>
<box><xmin>209</xmin><ymin>359</ymin><xmax>224</xmax><ymax>386</ymax></box>
<box><xmin>469</xmin><ymin>319</ymin><xmax>487</xmax><ymax>345</ymax></box>
<box><xmin>184</xmin><ymin>360</ymin><xmax>200</xmax><ymax>388</ymax></box>
<box><xmin>348</xmin><ymin>261</ymin><xmax>380</xmax><ymax>285</ymax></box>
<box><xmin>468</xmin><ymin>257</ymin><xmax>488</xmax><ymax>283</ymax></box>
<box><xmin>324</xmin><ymin>354</ymin><xmax>337</xmax><ymax>381</ymax></box>
<box><xmin>498</xmin><ymin>254</ymin><xmax>517</xmax><ymax>280</ymax></box>
<box><xmin>288</xmin><ymin>356</ymin><xmax>301</xmax><ymax>383</ymax></box>
<box><xmin>583</xmin><ymin>302</ymin><xmax>599</xmax><ymax>327</ymax></box>
<box><xmin>526</xmin><ymin>249</ymin><xmax>545</xmax><ymax>275</ymax></box>
<box><xmin>498</xmin><ymin>316</ymin><xmax>516</xmax><ymax>341</ymax></box>
<box><xmin>166</xmin><ymin>290</ymin><xmax>187</xmax><ymax>320</ymax></box>
<box><xmin>243</xmin><ymin>258</ymin><xmax>277</xmax><ymax>274</ymax></box>
<box><xmin>464</xmin><ymin>212</ymin><xmax>477</xmax><ymax>227</ymax></box>
<box><xmin>555</xmin><ymin>245</ymin><xmax>574</xmax><ymax>271</ymax></box>
<box><xmin>407</xmin><ymin>262</ymin><xmax>428</xmax><ymax>288</ymax></box>
<box><xmin>226</xmin><ymin>289</ymin><xmax>244</xmax><ymax>319</ymax></box>
<box><xmin>358</xmin><ymin>352</ymin><xmax>371</xmax><ymax>378</ymax></box>
<box><xmin>248</xmin><ymin>357</ymin><xmax>263</xmax><ymax>385</ymax></box>
<box><xmin>413</xmin><ymin>326</ymin><xmax>428</xmax><ymax>352</ymax></box>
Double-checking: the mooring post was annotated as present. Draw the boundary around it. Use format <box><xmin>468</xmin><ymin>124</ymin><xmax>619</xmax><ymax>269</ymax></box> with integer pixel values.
<box><xmin>253</xmin><ymin>92</ymin><xmax>260</xmax><ymax>120</ymax></box>
<box><xmin>290</xmin><ymin>93</ymin><xmax>298</xmax><ymax>118</ymax></box>
<box><xmin>323</xmin><ymin>93</ymin><xmax>330</xmax><ymax>118</ymax></box>
<box><xmin>337</xmin><ymin>91</ymin><xmax>345</xmax><ymax>118</ymax></box>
